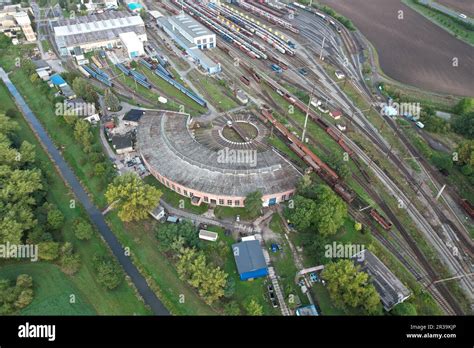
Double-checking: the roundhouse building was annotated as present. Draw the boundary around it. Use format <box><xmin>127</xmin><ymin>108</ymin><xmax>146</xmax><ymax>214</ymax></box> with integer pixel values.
<box><xmin>137</xmin><ymin>111</ymin><xmax>301</xmax><ymax>207</ymax></box>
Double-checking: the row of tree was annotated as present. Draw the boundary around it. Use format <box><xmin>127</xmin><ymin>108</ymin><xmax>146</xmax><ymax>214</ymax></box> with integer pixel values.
<box><xmin>0</xmin><ymin>112</ymin><xmax>43</xmax><ymax>245</ymax></box>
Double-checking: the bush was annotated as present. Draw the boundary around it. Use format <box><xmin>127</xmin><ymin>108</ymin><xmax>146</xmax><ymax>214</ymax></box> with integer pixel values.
<box><xmin>93</xmin><ymin>255</ymin><xmax>123</xmax><ymax>290</ymax></box>
<box><xmin>74</xmin><ymin>218</ymin><xmax>94</xmax><ymax>241</ymax></box>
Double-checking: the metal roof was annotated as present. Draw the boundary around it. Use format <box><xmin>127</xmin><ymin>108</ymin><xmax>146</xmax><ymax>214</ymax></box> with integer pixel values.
<box><xmin>352</xmin><ymin>250</ymin><xmax>411</xmax><ymax>310</ymax></box>
<box><xmin>169</xmin><ymin>13</ymin><xmax>212</xmax><ymax>39</ymax></box>
<box><xmin>232</xmin><ymin>240</ymin><xmax>267</xmax><ymax>275</ymax></box>
<box><xmin>52</xmin><ymin>11</ymin><xmax>145</xmax><ymax>48</ymax></box>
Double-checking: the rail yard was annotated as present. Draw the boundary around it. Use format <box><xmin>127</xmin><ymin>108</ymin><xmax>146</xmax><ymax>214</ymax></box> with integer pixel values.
<box><xmin>3</xmin><ymin>0</ymin><xmax>473</xmax><ymax>324</ymax></box>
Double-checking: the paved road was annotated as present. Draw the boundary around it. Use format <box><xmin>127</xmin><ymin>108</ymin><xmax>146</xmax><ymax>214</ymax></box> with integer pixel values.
<box><xmin>160</xmin><ymin>200</ymin><xmax>254</xmax><ymax>233</ymax></box>
<box><xmin>421</xmin><ymin>0</ymin><xmax>474</xmax><ymax>24</ymax></box>
<box><xmin>0</xmin><ymin>68</ymin><xmax>170</xmax><ymax>316</ymax></box>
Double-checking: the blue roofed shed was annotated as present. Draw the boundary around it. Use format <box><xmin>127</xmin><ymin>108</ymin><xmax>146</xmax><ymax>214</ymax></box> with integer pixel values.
<box><xmin>232</xmin><ymin>240</ymin><xmax>268</xmax><ymax>281</ymax></box>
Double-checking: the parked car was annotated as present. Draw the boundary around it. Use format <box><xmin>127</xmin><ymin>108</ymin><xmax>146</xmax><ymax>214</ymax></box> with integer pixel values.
<box><xmin>459</xmin><ymin>13</ymin><xmax>467</xmax><ymax>19</ymax></box>
<box><xmin>267</xmin><ymin>285</ymin><xmax>274</xmax><ymax>293</ymax></box>
<box><xmin>415</xmin><ymin>121</ymin><xmax>425</xmax><ymax>129</ymax></box>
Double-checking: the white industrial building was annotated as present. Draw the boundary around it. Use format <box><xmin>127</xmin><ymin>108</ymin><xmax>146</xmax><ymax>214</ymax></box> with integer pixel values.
<box><xmin>168</xmin><ymin>14</ymin><xmax>216</xmax><ymax>49</ymax></box>
<box><xmin>158</xmin><ymin>14</ymin><xmax>221</xmax><ymax>74</ymax></box>
<box><xmin>50</xmin><ymin>11</ymin><xmax>147</xmax><ymax>56</ymax></box>
<box><xmin>119</xmin><ymin>31</ymin><xmax>144</xmax><ymax>58</ymax></box>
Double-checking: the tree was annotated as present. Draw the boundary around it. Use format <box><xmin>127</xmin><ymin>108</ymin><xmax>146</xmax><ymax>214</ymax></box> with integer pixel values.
<box><xmin>223</xmin><ymin>277</ymin><xmax>236</xmax><ymax>298</ymax></box>
<box><xmin>244</xmin><ymin>298</ymin><xmax>263</xmax><ymax>316</ymax></box>
<box><xmin>244</xmin><ymin>191</ymin><xmax>263</xmax><ymax>218</ymax></box>
<box><xmin>327</xmin><ymin>153</ymin><xmax>350</xmax><ymax>180</ymax></box>
<box><xmin>72</xmin><ymin>77</ymin><xmax>99</xmax><ymax>105</ymax></box>
<box><xmin>431</xmin><ymin>153</ymin><xmax>453</xmax><ymax>172</ymax></box>
<box><xmin>0</xmin><ymin>114</ymin><xmax>19</xmax><ymax>135</ymax></box>
<box><xmin>452</xmin><ymin>112</ymin><xmax>474</xmax><ymax>139</ymax></box>
<box><xmin>16</xmin><ymin>274</ymin><xmax>33</xmax><ymax>289</ymax></box>
<box><xmin>300</xmin><ymin>232</ymin><xmax>328</xmax><ymax>264</ymax></box>
<box><xmin>93</xmin><ymin>255</ymin><xmax>123</xmax><ymax>290</ymax></box>
<box><xmin>74</xmin><ymin>218</ymin><xmax>94</xmax><ymax>241</ymax></box>
<box><xmin>223</xmin><ymin>301</ymin><xmax>241</xmax><ymax>315</ymax></box>
<box><xmin>94</xmin><ymin>162</ymin><xmax>107</xmax><ymax>177</ymax></box>
<box><xmin>284</xmin><ymin>195</ymin><xmax>318</xmax><ymax>232</ymax></box>
<box><xmin>308</xmin><ymin>184</ymin><xmax>347</xmax><ymax>237</ymax></box>
<box><xmin>391</xmin><ymin>302</ymin><xmax>417</xmax><ymax>316</ymax></box>
<box><xmin>104</xmin><ymin>88</ymin><xmax>121</xmax><ymax>112</ymax></box>
<box><xmin>47</xmin><ymin>206</ymin><xmax>64</xmax><ymax>230</ymax></box>
<box><xmin>155</xmin><ymin>220</ymin><xmax>200</xmax><ymax>251</ymax></box>
<box><xmin>60</xmin><ymin>242</ymin><xmax>81</xmax><ymax>275</ymax></box>
<box><xmin>0</xmin><ymin>274</ymin><xmax>34</xmax><ymax>314</ymax></box>
<box><xmin>322</xmin><ymin>260</ymin><xmax>380</xmax><ymax>314</ymax></box>
<box><xmin>74</xmin><ymin>119</ymin><xmax>93</xmax><ymax>152</ymax></box>
<box><xmin>454</xmin><ymin>98</ymin><xmax>474</xmax><ymax>116</ymax></box>
<box><xmin>105</xmin><ymin>173</ymin><xmax>162</xmax><ymax>222</ymax></box>
<box><xmin>38</xmin><ymin>241</ymin><xmax>60</xmax><ymax>261</ymax></box>
<box><xmin>176</xmin><ymin>248</ymin><xmax>227</xmax><ymax>305</ymax></box>
<box><xmin>14</xmin><ymin>289</ymin><xmax>34</xmax><ymax>309</ymax></box>
<box><xmin>456</xmin><ymin>140</ymin><xmax>474</xmax><ymax>166</ymax></box>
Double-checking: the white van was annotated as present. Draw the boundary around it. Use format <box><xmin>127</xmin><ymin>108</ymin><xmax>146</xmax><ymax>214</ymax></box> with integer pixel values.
<box><xmin>415</xmin><ymin>121</ymin><xmax>425</xmax><ymax>129</ymax></box>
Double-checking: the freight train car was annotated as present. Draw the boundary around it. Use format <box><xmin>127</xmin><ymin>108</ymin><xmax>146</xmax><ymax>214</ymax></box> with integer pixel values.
<box><xmin>370</xmin><ymin>209</ymin><xmax>393</xmax><ymax>230</ymax></box>
<box><xmin>240</xmin><ymin>75</ymin><xmax>251</xmax><ymax>86</ymax></box>
<box><xmin>460</xmin><ymin>199</ymin><xmax>474</xmax><ymax>218</ymax></box>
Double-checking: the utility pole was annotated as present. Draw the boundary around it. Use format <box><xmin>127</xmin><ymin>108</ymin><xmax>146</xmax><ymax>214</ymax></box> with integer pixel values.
<box><xmin>301</xmin><ymin>87</ymin><xmax>315</xmax><ymax>143</ymax></box>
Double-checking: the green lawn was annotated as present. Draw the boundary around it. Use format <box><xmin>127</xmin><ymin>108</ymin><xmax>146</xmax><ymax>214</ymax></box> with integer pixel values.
<box><xmin>0</xmin><ymin>81</ymin><xmax>150</xmax><ymax>315</ymax></box>
<box><xmin>0</xmin><ymin>263</ymin><xmax>95</xmax><ymax>315</ymax></box>
<box><xmin>187</xmin><ymin>70</ymin><xmax>239</xmax><ymax>112</ymax></box>
<box><xmin>214</xmin><ymin>205</ymin><xmax>256</xmax><ymax>222</ymax></box>
<box><xmin>144</xmin><ymin>175</ymin><xmax>209</xmax><ymax>215</ymax></box>
<box><xmin>311</xmin><ymin>283</ymin><xmax>346</xmax><ymax>315</ymax></box>
<box><xmin>40</xmin><ymin>39</ymin><xmax>51</xmax><ymax>52</ymax></box>
<box><xmin>136</xmin><ymin>66</ymin><xmax>206</xmax><ymax>116</ymax></box>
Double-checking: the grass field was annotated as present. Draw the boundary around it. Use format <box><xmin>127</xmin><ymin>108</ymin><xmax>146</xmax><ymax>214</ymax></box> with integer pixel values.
<box><xmin>268</xmin><ymin>215</ymin><xmax>309</xmax><ymax>309</ymax></box>
<box><xmin>187</xmin><ymin>70</ymin><xmax>239</xmax><ymax>112</ymax></box>
<box><xmin>135</xmin><ymin>65</ymin><xmax>207</xmax><ymax>115</ymax></box>
<box><xmin>214</xmin><ymin>205</ymin><xmax>256</xmax><ymax>222</ymax></box>
<box><xmin>0</xmin><ymin>263</ymin><xmax>95</xmax><ymax>315</ymax></box>
<box><xmin>40</xmin><ymin>39</ymin><xmax>51</xmax><ymax>53</ymax></box>
<box><xmin>0</xmin><ymin>80</ymin><xmax>150</xmax><ymax>315</ymax></box>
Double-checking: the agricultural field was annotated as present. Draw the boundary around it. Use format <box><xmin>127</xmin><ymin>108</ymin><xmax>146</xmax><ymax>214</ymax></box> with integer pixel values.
<box><xmin>320</xmin><ymin>0</ymin><xmax>474</xmax><ymax>96</ymax></box>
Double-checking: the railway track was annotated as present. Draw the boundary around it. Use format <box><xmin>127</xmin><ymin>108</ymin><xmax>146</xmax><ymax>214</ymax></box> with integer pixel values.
<box><xmin>259</xmin><ymin>87</ymin><xmax>461</xmax><ymax>313</ymax></box>
<box><xmin>257</xmin><ymin>78</ymin><xmax>467</xmax><ymax>314</ymax></box>
<box><xmin>211</xmin><ymin>16</ymin><xmax>471</xmax><ymax>313</ymax></box>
